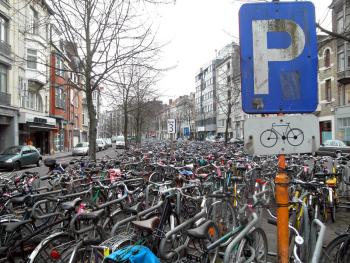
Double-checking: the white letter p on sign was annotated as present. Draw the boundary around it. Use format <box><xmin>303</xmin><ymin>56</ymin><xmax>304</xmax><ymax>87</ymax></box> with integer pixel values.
<box><xmin>252</xmin><ymin>20</ymin><xmax>305</xmax><ymax>95</ymax></box>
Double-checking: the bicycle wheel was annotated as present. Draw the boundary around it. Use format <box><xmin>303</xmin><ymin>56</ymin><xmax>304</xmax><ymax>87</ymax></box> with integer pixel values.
<box><xmin>321</xmin><ymin>233</ymin><xmax>350</xmax><ymax>263</ymax></box>
<box><xmin>260</xmin><ymin>129</ymin><xmax>278</xmax><ymax>148</ymax></box>
<box><xmin>225</xmin><ymin>227</ymin><xmax>268</xmax><ymax>263</ymax></box>
<box><xmin>208</xmin><ymin>200</ymin><xmax>237</xmax><ymax>237</ymax></box>
<box><xmin>330</xmin><ymin>205</ymin><xmax>336</xmax><ymax>223</ymax></box>
<box><xmin>60</xmin><ymin>244</ymin><xmax>105</xmax><ymax>263</ymax></box>
<box><xmin>287</xmin><ymin>128</ymin><xmax>304</xmax><ymax>146</ymax></box>
<box><xmin>27</xmin><ymin>232</ymin><xmax>75</xmax><ymax>263</ymax></box>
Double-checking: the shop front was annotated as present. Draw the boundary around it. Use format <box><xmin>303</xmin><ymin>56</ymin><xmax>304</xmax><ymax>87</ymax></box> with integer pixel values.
<box><xmin>18</xmin><ymin>112</ymin><xmax>56</xmax><ymax>154</ymax></box>
<box><xmin>0</xmin><ymin>106</ymin><xmax>18</xmax><ymax>152</ymax></box>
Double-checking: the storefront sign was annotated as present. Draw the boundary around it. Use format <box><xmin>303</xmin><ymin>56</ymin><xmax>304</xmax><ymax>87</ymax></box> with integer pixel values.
<box><xmin>19</xmin><ymin>112</ymin><xmax>56</xmax><ymax>126</ymax></box>
<box><xmin>34</xmin><ymin>117</ymin><xmax>47</xmax><ymax>124</ymax></box>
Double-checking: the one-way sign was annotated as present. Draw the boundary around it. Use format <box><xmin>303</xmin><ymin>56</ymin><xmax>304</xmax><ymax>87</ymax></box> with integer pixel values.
<box><xmin>239</xmin><ymin>1</ymin><xmax>318</xmax><ymax>114</ymax></box>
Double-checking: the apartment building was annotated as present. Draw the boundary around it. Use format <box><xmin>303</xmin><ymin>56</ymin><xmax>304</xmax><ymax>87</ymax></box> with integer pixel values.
<box><xmin>0</xmin><ymin>0</ymin><xmax>20</xmax><ymax>151</ymax></box>
<box><xmin>195</xmin><ymin>60</ymin><xmax>217</xmax><ymax>139</ymax></box>
<box><xmin>17</xmin><ymin>0</ymin><xmax>54</xmax><ymax>154</ymax></box>
<box><xmin>329</xmin><ymin>0</ymin><xmax>350</xmax><ymax>144</ymax></box>
<box><xmin>316</xmin><ymin>36</ymin><xmax>337</xmax><ymax>144</ymax></box>
<box><xmin>215</xmin><ymin>42</ymin><xmax>245</xmax><ymax>139</ymax></box>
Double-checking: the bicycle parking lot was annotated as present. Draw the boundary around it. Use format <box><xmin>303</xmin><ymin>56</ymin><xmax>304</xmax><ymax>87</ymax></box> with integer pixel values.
<box><xmin>0</xmin><ymin>142</ymin><xmax>350</xmax><ymax>262</ymax></box>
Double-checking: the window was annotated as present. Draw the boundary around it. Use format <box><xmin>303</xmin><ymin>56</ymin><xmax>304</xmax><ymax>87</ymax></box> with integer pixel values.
<box><xmin>337</xmin><ymin>10</ymin><xmax>344</xmax><ymax>33</ymax></box>
<box><xmin>338</xmin><ymin>50</ymin><xmax>345</xmax><ymax>72</ymax></box>
<box><xmin>55</xmin><ymin>56</ymin><xmax>64</xmax><ymax>77</ymax></box>
<box><xmin>324</xmin><ymin>49</ymin><xmax>330</xmax><ymax>68</ymax></box>
<box><xmin>75</xmin><ymin>93</ymin><xmax>79</xmax><ymax>108</ymax></box>
<box><xmin>31</xmin><ymin>7</ymin><xmax>39</xmax><ymax>35</ymax></box>
<box><xmin>0</xmin><ymin>64</ymin><xmax>7</xmax><ymax>93</ymax></box>
<box><xmin>27</xmin><ymin>49</ymin><xmax>37</xmax><ymax>69</ymax></box>
<box><xmin>0</xmin><ymin>17</ymin><xmax>8</xmax><ymax>43</ymax></box>
<box><xmin>339</xmin><ymin>85</ymin><xmax>346</xmax><ymax>106</ymax></box>
<box><xmin>325</xmin><ymin>79</ymin><xmax>331</xmax><ymax>101</ymax></box>
<box><xmin>227</xmin><ymin>62</ymin><xmax>230</xmax><ymax>71</ymax></box>
<box><xmin>55</xmin><ymin>86</ymin><xmax>66</xmax><ymax>109</ymax></box>
<box><xmin>347</xmin><ymin>44</ymin><xmax>350</xmax><ymax>68</ymax></box>
<box><xmin>22</xmin><ymin>90</ymin><xmax>43</xmax><ymax>111</ymax></box>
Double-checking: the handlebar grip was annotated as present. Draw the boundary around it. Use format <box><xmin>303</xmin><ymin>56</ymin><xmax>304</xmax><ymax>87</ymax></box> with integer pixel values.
<box><xmin>267</xmin><ymin>218</ymin><xmax>277</xmax><ymax>226</ymax></box>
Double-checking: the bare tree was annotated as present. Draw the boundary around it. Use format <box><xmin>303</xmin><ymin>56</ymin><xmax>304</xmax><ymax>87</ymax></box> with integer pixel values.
<box><xmin>216</xmin><ymin>46</ymin><xmax>241</xmax><ymax>145</ymax></box>
<box><xmin>50</xmin><ymin>0</ymin><xmax>163</xmax><ymax>159</ymax></box>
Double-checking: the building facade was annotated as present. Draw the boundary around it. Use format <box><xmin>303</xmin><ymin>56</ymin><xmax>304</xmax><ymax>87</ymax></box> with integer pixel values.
<box><xmin>316</xmin><ymin>36</ymin><xmax>337</xmax><ymax>144</ymax></box>
<box><xmin>0</xmin><ymin>0</ymin><xmax>21</xmax><ymax>152</ymax></box>
<box><xmin>195</xmin><ymin>60</ymin><xmax>217</xmax><ymax>139</ymax></box>
<box><xmin>330</xmin><ymin>0</ymin><xmax>350</xmax><ymax>144</ymax></box>
<box><xmin>215</xmin><ymin>43</ymin><xmax>244</xmax><ymax>139</ymax></box>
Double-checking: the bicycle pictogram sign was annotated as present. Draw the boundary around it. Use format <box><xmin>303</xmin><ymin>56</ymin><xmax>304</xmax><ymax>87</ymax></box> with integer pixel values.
<box><xmin>260</xmin><ymin>122</ymin><xmax>304</xmax><ymax>148</ymax></box>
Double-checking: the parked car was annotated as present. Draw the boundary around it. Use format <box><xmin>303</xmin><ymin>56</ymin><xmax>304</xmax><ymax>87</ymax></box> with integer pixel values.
<box><xmin>104</xmin><ymin>138</ymin><xmax>112</xmax><ymax>148</ymax></box>
<box><xmin>229</xmin><ymin>138</ymin><xmax>244</xmax><ymax>145</ymax></box>
<box><xmin>205</xmin><ymin>135</ymin><xmax>216</xmax><ymax>142</ymax></box>
<box><xmin>96</xmin><ymin>139</ymin><xmax>107</xmax><ymax>151</ymax></box>
<box><xmin>72</xmin><ymin>142</ymin><xmax>89</xmax><ymax>156</ymax></box>
<box><xmin>316</xmin><ymin>139</ymin><xmax>350</xmax><ymax>157</ymax></box>
<box><xmin>0</xmin><ymin>145</ymin><xmax>42</xmax><ymax>170</ymax></box>
<box><xmin>115</xmin><ymin>136</ymin><xmax>126</xmax><ymax>149</ymax></box>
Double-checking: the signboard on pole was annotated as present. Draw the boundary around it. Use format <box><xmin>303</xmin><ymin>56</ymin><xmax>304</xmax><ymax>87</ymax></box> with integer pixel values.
<box><xmin>244</xmin><ymin>115</ymin><xmax>319</xmax><ymax>155</ymax></box>
<box><xmin>167</xmin><ymin>119</ymin><xmax>176</xmax><ymax>134</ymax></box>
<box><xmin>239</xmin><ymin>2</ymin><xmax>318</xmax><ymax>114</ymax></box>
<box><xmin>184</xmin><ymin>127</ymin><xmax>190</xmax><ymax>136</ymax></box>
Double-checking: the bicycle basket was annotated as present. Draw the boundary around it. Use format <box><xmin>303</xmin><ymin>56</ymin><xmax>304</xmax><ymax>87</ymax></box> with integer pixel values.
<box><xmin>104</xmin><ymin>245</ymin><xmax>160</xmax><ymax>263</ymax></box>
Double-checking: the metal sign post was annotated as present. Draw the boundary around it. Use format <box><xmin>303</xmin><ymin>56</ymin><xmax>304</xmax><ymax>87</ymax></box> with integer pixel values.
<box><xmin>239</xmin><ymin>1</ymin><xmax>318</xmax><ymax>262</ymax></box>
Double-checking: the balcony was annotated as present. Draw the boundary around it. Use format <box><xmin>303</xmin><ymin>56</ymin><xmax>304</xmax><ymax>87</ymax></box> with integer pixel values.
<box><xmin>337</xmin><ymin>70</ymin><xmax>350</xmax><ymax>85</ymax></box>
<box><xmin>0</xmin><ymin>41</ymin><xmax>11</xmax><ymax>57</ymax></box>
<box><xmin>0</xmin><ymin>92</ymin><xmax>11</xmax><ymax>106</ymax></box>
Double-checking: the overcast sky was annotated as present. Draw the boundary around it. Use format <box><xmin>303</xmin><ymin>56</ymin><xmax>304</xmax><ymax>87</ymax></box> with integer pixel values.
<box><xmin>152</xmin><ymin>0</ymin><xmax>333</xmax><ymax>103</ymax></box>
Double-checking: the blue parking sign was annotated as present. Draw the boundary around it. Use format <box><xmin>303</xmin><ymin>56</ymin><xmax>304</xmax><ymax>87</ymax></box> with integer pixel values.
<box><xmin>184</xmin><ymin>127</ymin><xmax>190</xmax><ymax>136</ymax></box>
<box><xmin>239</xmin><ymin>2</ymin><xmax>318</xmax><ymax>114</ymax></box>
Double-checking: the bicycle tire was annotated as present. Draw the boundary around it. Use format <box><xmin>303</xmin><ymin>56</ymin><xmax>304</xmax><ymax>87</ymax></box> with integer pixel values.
<box><xmin>260</xmin><ymin>129</ymin><xmax>278</xmax><ymax>148</ymax></box>
<box><xmin>225</xmin><ymin>227</ymin><xmax>268</xmax><ymax>263</ymax></box>
<box><xmin>330</xmin><ymin>205</ymin><xmax>336</xmax><ymax>223</ymax></box>
<box><xmin>208</xmin><ymin>200</ymin><xmax>237</xmax><ymax>237</ymax></box>
<box><xmin>27</xmin><ymin>232</ymin><xmax>75</xmax><ymax>263</ymax></box>
<box><xmin>287</xmin><ymin>128</ymin><xmax>304</xmax><ymax>147</ymax></box>
<box><xmin>320</xmin><ymin>233</ymin><xmax>350</xmax><ymax>263</ymax></box>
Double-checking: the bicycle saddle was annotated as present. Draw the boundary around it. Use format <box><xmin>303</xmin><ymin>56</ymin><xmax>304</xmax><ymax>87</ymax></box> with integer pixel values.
<box><xmin>197</xmin><ymin>173</ymin><xmax>209</xmax><ymax>179</ymax></box>
<box><xmin>77</xmin><ymin>209</ymin><xmax>104</xmax><ymax>222</ymax></box>
<box><xmin>3</xmin><ymin>220</ymin><xmax>32</xmax><ymax>232</ymax></box>
<box><xmin>186</xmin><ymin>220</ymin><xmax>217</xmax><ymax>240</ymax></box>
<box><xmin>61</xmin><ymin>198</ymin><xmax>82</xmax><ymax>211</ymax></box>
<box><xmin>10</xmin><ymin>195</ymin><xmax>30</xmax><ymax>204</ymax></box>
<box><xmin>231</xmin><ymin>176</ymin><xmax>244</xmax><ymax>183</ymax></box>
<box><xmin>122</xmin><ymin>202</ymin><xmax>142</xmax><ymax>214</ymax></box>
<box><xmin>132</xmin><ymin>216</ymin><xmax>160</xmax><ymax>232</ymax></box>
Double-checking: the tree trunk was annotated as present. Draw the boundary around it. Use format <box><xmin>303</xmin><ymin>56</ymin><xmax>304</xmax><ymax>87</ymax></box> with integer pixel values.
<box><xmin>86</xmin><ymin>85</ymin><xmax>97</xmax><ymax>160</ymax></box>
<box><xmin>225</xmin><ymin>103</ymin><xmax>232</xmax><ymax>146</ymax></box>
<box><xmin>123</xmin><ymin>102</ymin><xmax>128</xmax><ymax>149</ymax></box>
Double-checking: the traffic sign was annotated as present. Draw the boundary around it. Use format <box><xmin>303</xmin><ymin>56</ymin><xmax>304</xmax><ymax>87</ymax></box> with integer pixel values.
<box><xmin>244</xmin><ymin>115</ymin><xmax>319</xmax><ymax>155</ymax></box>
<box><xmin>183</xmin><ymin>127</ymin><xmax>190</xmax><ymax>136</ymax></box>
<box><xmin>167</xmin><ymin>119</ymin><xmax>176</xmax><ymax>134</ymax></box>
<box><xmin>239</xmin><ymin>2</ymin><xmax>318</xmax><ymax>114</ymax></box>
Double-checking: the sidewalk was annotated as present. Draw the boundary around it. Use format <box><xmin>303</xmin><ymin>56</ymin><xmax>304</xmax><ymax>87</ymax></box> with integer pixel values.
<box><xmin>42</xmin><ymin>151</ymin><xmax>72</xmax><ymax>160</ymax></box>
